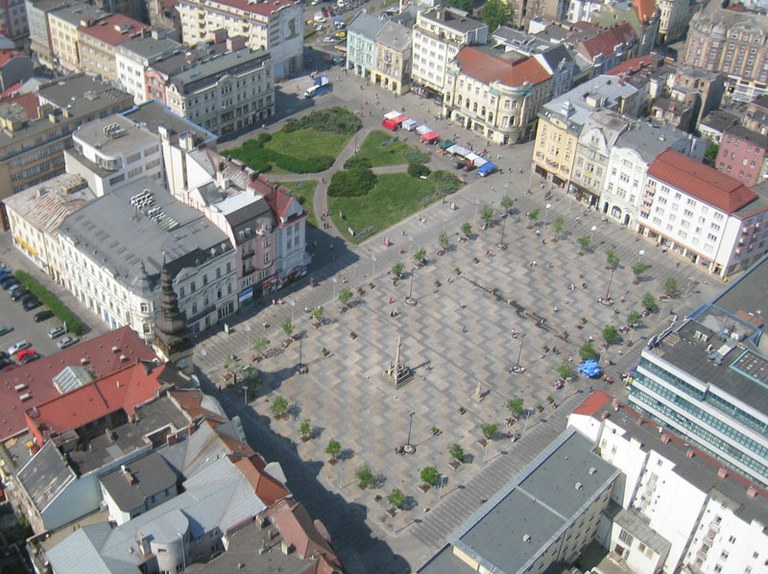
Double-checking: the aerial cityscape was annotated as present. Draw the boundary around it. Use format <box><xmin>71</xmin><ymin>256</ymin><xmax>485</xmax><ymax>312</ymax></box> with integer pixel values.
<box><xmin>0</xmin><ymin>0</ymin><xmax>767</xmax><ymax>571</ymax></box>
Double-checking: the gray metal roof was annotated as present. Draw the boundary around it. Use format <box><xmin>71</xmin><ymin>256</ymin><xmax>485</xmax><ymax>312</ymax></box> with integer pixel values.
<box><xmin>117</xmin><ymin>36</ymin><xmax>181</xmax><ymax>61</ymax></box>
<box><xmin>537</xmin><ymin>44</ymin><xmax>574</xmax><ymax>70</ymax></box>
<box><xmin>122</xmin><ymin>100</ymin><xmax>217</xmax><ymax>147</ymax></box>
<box><xmin>169</xmin><ymin>48</ymin><xmax>270</xmax><ymax>95</ymax></box>
<box><xmin>37</xmin><ymin>74</ymin><xmax>130</xmax><ymax>112</ymax></box>
<box><xmin>57</xmin><ymin>177</ymin><xmax>232</xmax><ymax>296</ymax></box>
<box><xmin>613</xmin><ymin>120</ymin><xmax>691</xmax><ymax>162</ymax></box>
<box><xmin>49</xmin><ymin>3</ymin><xmax>108</xmax><ymax>26</ymax></box>
<box><xmin>99</xmin><ymin>453</ymin><xmax>177</xmax><ymax>514</ymax></box>
<box><xmin>73</xmin><ymin>114</ymin><xmax>160</xmax><ymax>156</ymax></box>
<box><xmin>443</xmin><ymin>430</ymin><xmax>618</xmax><ymax>574</ymax></box>
<box><xmin>348</xmin><ymin>11</ymin><xmax>387</xmax><ymax>37</ymax></box>
<box><xmin>419</xmin><ymin>6</ymin><xmax>485</xmax><ymax>34</ymax></box>
<box><xmin>724</xmin><ymin>124</ymin><xmax>768</xmax><ymax>149</ymax></box>
<box><xmin>376</xmin><ymin>20</ymin><xmax>411</xmax><ymax>51</ymax></box>
<box><xmin>16</xmin><ymin>442</ymin><xmax>76</xmax><ymax>513</ymax></box>
<box><xmin>542</xmin><ymin>75</ymin><xmax>639</xmax><ymax>131</ymax></box>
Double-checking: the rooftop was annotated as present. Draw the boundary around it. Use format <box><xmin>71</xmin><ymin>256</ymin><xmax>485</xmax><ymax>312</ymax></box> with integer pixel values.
<box><xmin>122</xmin><ymin>100</ymin><xmax>217</xmax><ymax>148</ymax></box>
<box><xmin>454</xmin><ymin>47</ymin><xmax>551</xmax><ymax>87</ymax></box>
<box><xmin>188</xmin><ymin>0</ymin><xmax>300</xmax><ymax>17</ymax></box>
<box><xmin>573</xmin><ymin>392</ymin><xmax>768</xmax><ymax>525</ymax></box>
<box><xmin>1</xmin><ymin>173</ymin><xmax>93</xmax><ymax>233</ymax></box>
<box><xmin>0</xmin><ymin>326</ymin><xmax>157</xmax><ymax>441</ymax></box>
<box><xmin>116</xmin><ymin>35</ymin><xmax>181</xmax><ymax>60</ymax></box>
<box><xmin>36</xmin><ymin>74</ymin><xmax>132</xmax><ymax>117</ymax></box>
<box><xmin>648</xmin><ymin>149</ymin><xmax>757</xmax><ymax>213</ymax></box>
<box><xmin>72</xmin><ymin>114</ymin><xmax>160</xmax><ymax>156</ymax></box>
<box><xmin>57</xmin><ymin>177</ymin><xmax>232</xmax><ymax>295</ymax></box>
<box><xmin>542</xmin><ymin>75</ymin><xmax>639</xmax><ymax>129</ymax></box>
<box><xmin>99</xmin><ymin>452</ymin><xmax>177</xmax><ymax>513</ymax></box>
<box><xmin>579</xmin><ymin>23</ymin><xmax>636</xmax><ymax>60</ymax></box>
<box><xmin>348</xmin><ymin>11</ymin><xmax>387</xmax><ymax>37</ymax></box>
<box><xmin>49</xmin><ymin>3</ymin><xmax>108</xmax><ymax>27</ymax></box>
<box><xmin>169</xmin><ymin>48</ymin><xmax>270</xmax><ymax>95</ymax></box>
<box><xmin>376</xmin><ymin>20</ymin><xmax>412</xmax><ymax>52</ymax></box>
<box><xmin>420</xmin><ymin>430</ymin><xmax>618</xmax><ymax>573</ymax></box>
<box><xmin>419</xmin><ymin>6</ymin><xmax>486</xmax><ymax>34</ymax></box>
<box><xmin>612</xmin><ymin>120</ymin><xmax>692</xmax><ymax>162</ymax></box>
<box><xmin>78</xmin><ymin>13</ymin><xmax>150</xmax><ymax>46</ymax></box>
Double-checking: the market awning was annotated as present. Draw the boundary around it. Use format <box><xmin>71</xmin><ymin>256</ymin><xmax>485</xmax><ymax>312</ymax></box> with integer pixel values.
<box><xmin>439</xmin><ymin>139</ymin><xmax>455</xmax><ymax>150</ymax></box>
<box><xmin>383</xmin><ymin>110</ymin><xmax>401</xmax><ymax>120</ymax></box>
<box><xmin>446</xmin><ymin>145</ymin><xmax>472</xmax><ymax>157</ymax></box>
<box><xmin>402</xmin><ymin>119</ymin><xmax>418</xmax><ymax>130</ymax></box>
<box><xmin>421</xmin><ymin>131</ymin><xmax>439</xmax><ymax>142</ymax></box>
<box><xmin>415</xmin><ymin>125</ymin><xmax>432</xmax><ymax>135</ymax></box>
<box><xmin>477</xmin><ymin>161</ymin><xmax>497</xmax><ymax>175</ymax></box>
<box><xmin>465</xmin><ymin>152</ymin><xmax>487</xmax><ymax>167</ymax></box>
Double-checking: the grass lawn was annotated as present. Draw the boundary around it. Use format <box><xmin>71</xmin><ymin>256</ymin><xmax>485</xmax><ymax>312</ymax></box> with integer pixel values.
<box><xmin>356</xmin><ymin>130</ymin><xmax>430</xmax><ymax>167</ymax></box>
<box><xmin>276</xmin><ymin>180</ymin><xmax>318</xmax><ymax>227</ymax></box>
<box><xmin>329</xmin><ymin>173</ymin><xmax>436</xmax><ymax>242</ymax></box>
<box><xmin>265</xmin><ymin>128</ymin><xmax>349</xmax><ymax>160</ymax></box>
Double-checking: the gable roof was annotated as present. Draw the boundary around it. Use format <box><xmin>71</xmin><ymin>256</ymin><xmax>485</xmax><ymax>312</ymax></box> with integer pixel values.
<box><xmin>580</xmin><ymin>23</ymin><xmax>636</xmax><ymax>59</ymax></box>
<box><xmin>230</xmin><ymin>453</ymin><xmax>290</xmax><ymax>506</ymax></box>
<box><xmin>25</xmin><ymin>362</ymin><xmax>166</xmax><ymax>444</ymax></box>
<box><xmin>632</xmin><ymin>0</ymin><xmax>657</xmax><ymax>22</ymax></box>
<box><xmin>267</xmin><ymin>498</ymin><xmax>336</xmax><ymax>561</ymax></box>
<box><xmin>454</xmin><ymin>47</ymin><xmax>551</xmax><ymax>87</ymax></box>
<box><xmin>0</xmin><ymin>326</ymin><xmax>158</xmax><ymax>441</ymax></box>
<box><xmin>648</xmin><ymin>150</ymin><xmax>758</xmax><ymax>213</ymax></box>
<box><xmin>99</xmin><ymin>452</ymin><xmax>177</xmax><ymax>513</ymax></box>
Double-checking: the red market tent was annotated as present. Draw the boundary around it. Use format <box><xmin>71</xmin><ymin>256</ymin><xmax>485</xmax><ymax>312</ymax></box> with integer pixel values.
<box><xmin>421</xmin><ymin>131</ymin><xmax>439</xmax><ymax>142</ymax></box>
<box><xmin>382</xmin><ymin>119</ymin><xmax>399</xmax><ymax>131</ymax></box>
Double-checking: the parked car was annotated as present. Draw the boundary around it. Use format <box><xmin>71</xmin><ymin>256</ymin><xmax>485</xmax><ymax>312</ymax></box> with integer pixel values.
<box><xmin>323</xmin><ymin>35</ymin><xmax>337</xmax><ymax>42</ymax></box>
<box><xmin>20</xmin><ymin>353</ymin><xmax>41</xmax><ymax>365</ymax></box>
<box><xmin>10</xmin><ymin>288</ymin><xmax>29</xmax><ymax>302</ymax></box>
<box><xmin>1</xmin><ymin>277</ymin><xmax>18</xmax><ymax>290</ymax></box>
<box><xmin>47</xmin><ymin>325</ymin><xmax>65</xmax><ymax>338</ymax></box>
<box><xmin>34</xmin><ymin>310</ymin><xmax>54</xmax><ymax>323</ymax></box>
<box><xmin>7</xmin><ymin>340</ymin><xmax>31</xmax><ymax>355</ymax></box>
<box><xmin>22</xmin><ymin>296</ymin><xmax>42</xmax><ymax>311</ymax></box>
<box><xmin>0</xmin><ymin>325</ymin><xmax>13</xmax><ymax>337</ymax></box>
<box><xmin>14</xmin><ymin>348</ymin><xmax>37</xmax><ymax>362</ymax></box>
<box><xmin>57</xmin><ymin>335</ymin><xmax>79</xmax><ymax>350</ymax></box>
<box><xmin>0</xmin><ymin>357</ymin><xmax>13</xmax><ymax>369</ymax></box>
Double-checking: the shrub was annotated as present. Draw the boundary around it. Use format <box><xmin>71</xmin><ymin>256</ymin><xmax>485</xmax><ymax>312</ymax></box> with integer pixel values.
<box><xmin>355</xmin><ymin>465</ymin><xmax>374</xmax><ymax>488</ymax></box>
<box><xmin>327</xmin><ymin>161</ymin><xmax>378</xmax><ymax>198</ymax></box>
<box><xmin>270</xmin><ymin>395</ymin><xmax>289</xmax><ymax>419</ymax></box>
<box><xmin>387</xmin><ymin>488</ymin><xmax>406</xmax><ymax>509</ymax></box>
<box><xmin>420</xmin><ymin>466</ymin><xmax>439</xmax><ymax>486</ymax></box>
<box><xmin>603</xmin><ymin>325</ymin><xmax>621</xmax><ymax>345</ymax></box>
<box><xmin>325</xmin><ymin>439</ymin><xmax>342</xmax><ymax>460</ymax></box>
<box><xmin>506</xmin><ymin>398</ymin><xmax>524</xmax><ymax>415</ymax></box>
<box><xmin>579</xmin><ymin>342</ymin><xmax>598</xmax><ymax>361</ymax></box>
<box><xmin>282</xmin><ymin>107</ymin><xmax>362</xmax><ymax>134</ymax></box>
<box><xmin>449</xmin><ymin>443</ymin><xmax>465</xmax><ymax>462</ymax></box>
<box><xmin>407</xmin><ymin>161</ymin><xmax>431</xmax><ymax>178</ymax></box>
<box><xmin>14</xmin><ymin>271</ymin><xmax>84</xmax><ymax>335</ymax></box>
<box><xmin>481</xmin><ymin>423</ymin><xmax>498</xmax><ymax>440</ymax></box>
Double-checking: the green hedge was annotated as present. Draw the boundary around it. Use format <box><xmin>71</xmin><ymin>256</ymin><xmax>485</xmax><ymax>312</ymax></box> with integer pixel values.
<box><xmin>408</xmin><ymin>162</ymin><xmax>431</xmax><ymax>178</ymax></box>
<box><xmin>225</xmin><ymin>137</ymin><xmax>335</xmax><ymax>174</ymax></box>
<box><xmin>282</xmin><ymin>107</ymin><xmax>362</xmax><ymax>134</ymax></box>
<box><xmin>328</xmin><ymin>159</ymin><xmax>377</xmax><ymax>198</ymax></box>
<box><xmin>14</xmin><ymin>270</ymin><xmax>85</xmax><ymax>335</ymax></box>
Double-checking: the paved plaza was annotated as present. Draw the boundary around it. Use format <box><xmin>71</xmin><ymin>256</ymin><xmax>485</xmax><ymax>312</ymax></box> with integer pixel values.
<box><xmin>197</xmin><ymin>74</ymin><xmax>722</xmax><ymax>573</ymax></box>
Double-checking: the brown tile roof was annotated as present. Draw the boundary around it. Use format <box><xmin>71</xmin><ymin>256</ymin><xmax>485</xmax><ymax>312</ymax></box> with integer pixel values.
<box><xmin>169</xmin><ymin>388</ymin><xmax>227</xmax><ymax>423</ymax></box>
<box><xmin>648</xmin><ymin>150</ymin><xmax>758</xmax><ymax>213</ymax></box>
<box><xmin>632</xmin><ymin>0</ymin><xmax>657</xmax><ymax>23</ymax></box>
<box><xmin>455</xmin><ymin>47</ymin><xmax>550</xmax><ymax>87</ymax></box>
<box><xmin>265</xmin><ymin>186</ymin><xmax>297</xmax><ymax>221</ymax></box>
<box><xmin>572</xmin><ymin>390</ymin><xmax>614</xmax><ymax>416</ymax></box>
<box><xmin>230</xmin><ymin>453</ymin><xmax>290</xmax><ymax>505</ymax></box>
<box><xmin>79</xmin><ymin>14</ymin><xmax>150</xmax><ymax>46</ymax></box>
<box><xmin>267</xmin><ymin>498</ymin><xmax>338</xmax><ymax>563</ymax></box>
<box><xmin>606</xmin><ymin>53</ymin><xmax>660</xmax><ymax>76</ymax></box>
<box><xmin>0</xmin><ymin>326</ymin><xmax>157</xmax><ymax>441</ymax></box>
<box><xmin>580</xmin><ymin>23</ymin><xmax>636</xmax><ymax>59</ymax></box>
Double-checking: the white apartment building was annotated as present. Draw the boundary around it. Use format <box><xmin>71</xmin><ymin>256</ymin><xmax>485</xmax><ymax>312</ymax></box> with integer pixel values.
<box><xmin>64</xmin><ymin>115</ymin><xmax>165</xmax><ymax>197</ymax></box>
<box><xmin>567</xmin><ymin>0</ymin><xmax>604</xmax><ymax>23</ymax></box>
<box><xmin>115</xmin><ymin>34</ymin><xmax>182</xmax><ymax>103</ymax></box>
<box><xmin>175</xmin><ymin>0</ymin><xmax>303</xmax><ymax>79</ymax></box>
<box><xmin>411</xmin><ymin>6</ymin><xmax>487</xmax><ymax>99</ymax></box>
<box><xmin>57</xmin><ymin>178</ymin><xmax>237</xmax><ymax>340</ymax></box>
<box><xmin>569</xmin><ymin>391</ymin><xmax>768</xmax><ymax>574</ymax></box>
<box><xmin>637</xmin><ymin>149</ymin><xmax>768</xmax><ymax>277</ymax></box>
<box><xmin>601</xmin><ymin>123</ymin><xmax>702</xmax><ymax>228</ymax></box>
<box><xmin>2</xmin><ymin>174</ymin><xmax>94</xmax><ymax>285</ymax></box>
<box><xmin>164</xmin><ymin>47</ymin><xmax>274</xmax><ymax>137</ymax></box>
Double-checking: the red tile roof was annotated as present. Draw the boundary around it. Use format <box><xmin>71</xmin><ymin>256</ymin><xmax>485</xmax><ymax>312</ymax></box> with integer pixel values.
<box><xmin>0</xmin><ymin>91</ymin><xmax>39</xmax><ymax>118</ymax></box>
<box><xmin>607</xmin><ymin>53</ymin><xmax>659</xmax><ymax>76</ymax></box>
<box><xmin>0</xmin><ymin>50</ymin><xmax>26</xmax><ymax>68</ymax></box>
<box><xmin>169</xmin><ymin>388</ymin><xmax>228</xmax><ymax>423</ymax></box>
<box><xmin>206</xmin><ymin>0</ymin><xmax>299</xmax><ymax>17</ymax></box>
<box><xmin>264</xmin><ymin>185</ymin><xmax>296</xmax><ymax>221</ymax></box>
<box><xmin>632</xmin><ymin>0</ymin><xmax>657</xmax><ymax>23</ymax></box>
<box><xmin>455</xmin><ymin>48</ymin><xmax>551</xmax><ymax>87</ymax></box>
<box><xmin>78</xmin><ymin>14</ymin><xmax>150</xmax><ymax>46</ymax></box>
<box><xmin>649</xmin><ymin>150</ymin><xmax>758</xmax><ymax>213</ymax></box>
<box><xmin>267</xmin><ymin>498</ymin><xmax>337</xmax><ymax>562</ymax></box>
<box><xmin>25</xmin><ymin>362</ymin><xmax>165</xmax><ymax>445</ymax></box>
<box><xmin>572</xmin><ymin>390</ymin><xmax>614</xmax><ymax>416</ymax></box>
<box><xmin>0</xmin><ymin>326</ymin><xmax>157</xmax><ymax>441</ymax></box>
<box><xmin>230</xmin><ymin>453</ymin><xmax>290</xmax><ymax>505</ymax></box>
<box><xmin>580</xmin><ymin>23</ymin><xmax>636</xmax><ymax>59</ymax></box>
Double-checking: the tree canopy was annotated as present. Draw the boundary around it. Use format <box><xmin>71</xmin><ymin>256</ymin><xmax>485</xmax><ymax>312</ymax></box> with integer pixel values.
<box><xmin>481</xmin><ymin>0</ymin><xmax>512</xmax><ymax>32</ymax></box>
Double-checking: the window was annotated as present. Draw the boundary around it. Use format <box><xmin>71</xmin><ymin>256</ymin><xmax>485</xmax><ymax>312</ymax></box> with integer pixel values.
<box><xmin>618</xmin><ymin>529</ymin><xmax>634</xmax><ymax>545</ymax></box>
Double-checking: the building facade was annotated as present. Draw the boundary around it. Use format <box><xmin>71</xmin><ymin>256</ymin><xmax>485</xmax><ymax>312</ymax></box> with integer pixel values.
<box><xmin>656</xmin><ymin>0</ymin><xmax>689</xmax><ymax>44</ymax></box>
<box><xmin>115</xmin><ymin>33</ymin><xmax>182</xmax><ymax>104</ymax></box>
<box><xmin>47</xmin><ymin>3</ymin><xmax>108</xmax><ymax>72</ymax></box>
<box><xmin>411</xmin><ymin>6</ymin><xmax>487</xmax><ymax>100</ymax></box>
<box><xmin>175</xmin><ymin>0</ymin><xmax>303</xmax><ymax>79</ymax></box>
<box><xmin>715</xmin><ymin>125</ymin><xmax>768</xmax><ymax>185</ymax></box>
<box><xmin>77</xmin><ymin>13</ymin><xmax>150</xmax><ymax>83</ymax></box>
<box><xmin>373</xmin><ymin>20</ymin><xmax>411</xmax><ymax>95</ymax></box>
<box><xmin>163</xmin><ymin>47</ymin><xmax>273</xmax><ymax>138</ymax></box>
<box><xmin>0</xmin><ymin>75</ymin><xmax>134</xmax><ymax>198</ymax></box>
<box><xmin>683</xmin><ymin>2</ymin><xmax>768</xmax><ymax>102</ymax></box>
<box><xmin>346</xmin><ymin>11</ymin><xmax>386</xmax><ymax>83</ymax></box>
<box><xmin>443</xmin><ymin>47</ymin><xmax>551</xmax><ymax>144</ymax></box>
<box><xmin>57</xmin><ymin>178</ymin><xmax>238</xmax><ymax>339</ymax></box>
<box><xmin>637</xmin><ymin>149</ymin><xmax>768</xmax><ymax>277</ymax></box>
<box><xmin>64</xmin><ymin>114</ymin><xmax>165</xmax><ymax>196</ymax></box>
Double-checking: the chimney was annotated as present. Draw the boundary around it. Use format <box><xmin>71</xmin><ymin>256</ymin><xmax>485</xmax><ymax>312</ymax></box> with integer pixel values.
<box><xmin>660</xmin><ymin>434</ymin><xmax>671</xmax><ymax>444</ymax></box>
<box><xmin>717</xmin><ymin>467</ymin><xmax>728</xmax><ymax>479</ymax></box>
<box><xmin>686</xmin><ymin>448</ymin><xmax>695</xmax><ymax>458</ymax></box>
<box><xmin>747</xmin><ymin>485</ymin><xmax>758</xmax><ymax>498</ymax></box>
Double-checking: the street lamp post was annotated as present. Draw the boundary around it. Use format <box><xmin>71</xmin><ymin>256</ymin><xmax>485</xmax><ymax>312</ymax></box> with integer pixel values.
<box><xmin>473</xmin><ymin>199</ymin><xmax>480</xmax><ymax>221</ymax></box>
<box><xmin>590</xmin><ymin>225</ymin><xmax>597</xmax><ymax>244</ymax></box>
<box><xmin>332</xmin><ymin>277</ymin><xmax>338</xmax><ymax>298</ymax></box>
<box><xmin>405</xmin><ymin>269</ymin><xmax>417</xmax><ymax>305</ymax></box>
<box><xmin>290</xmin><ymin>300</ymin><xmax>296</xmax><ymax>323</ymax></box>
<box><xmin>497</xmin><ymin>217</ymin><xmax>507</xmax><ymax>250</ymax></box>
<box><xmin>511</xmin><ymin>333</ymin><xmax>525</xmax><ymax>373</ymax></box>
<box><xmin>371</xmin><ymin>256</ymin><xmax>377</xmax><ymax>277</ymax></box>
<box><xmin>545</xmin><ymin>203</ymin><xmax>551</xmax><ymax>225</ymax></box>
<box><xmin>177</xmin><ymin>532</ymin><xmax>186</xmax><ymax>573</ymax></box>
<box><xmin>604</xmin><ymin>267</ymin><xmax>615</xmax><ymax>302</ymax></box>
<box><xmin>245</xmin><ymin>324</ymin><xmax>251</xmax><ymax>352</ymax></box>
<box><xmin>403</xmin><ymin>411</ymin><xmax>416</xmax><ymax>453</ymax></box>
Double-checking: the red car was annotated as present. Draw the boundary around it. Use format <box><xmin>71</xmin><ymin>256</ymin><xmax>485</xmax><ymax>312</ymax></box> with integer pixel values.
<box><xmin>14</xmin><ymin>347</ymin><xmax>37</xmax><ymax>362</ymax></box>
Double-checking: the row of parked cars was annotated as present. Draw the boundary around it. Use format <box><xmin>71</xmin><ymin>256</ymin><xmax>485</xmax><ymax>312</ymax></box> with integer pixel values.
<box><xmin>0</xmin><ymin>266</ymin><xmax>78</xmax><ymax>371</ymax></box>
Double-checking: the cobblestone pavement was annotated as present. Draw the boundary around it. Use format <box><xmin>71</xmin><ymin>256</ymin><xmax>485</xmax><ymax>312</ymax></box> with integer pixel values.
<box><xmin>197</xmin><ymin>149</ymin><xmax>720</xmax><ymax>572</ymax></box>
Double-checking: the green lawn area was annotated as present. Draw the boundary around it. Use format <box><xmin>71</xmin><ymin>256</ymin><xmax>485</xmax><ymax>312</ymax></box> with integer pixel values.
<box><xmin>356</xmin><ymin>130</ymin><xmax>430</xmax><ymax>167</ymax></box>
<box><xmin>265</xmin><ymin>128</ymin><xmax>349</xmax><ymax>159</ymax></box>
<box><xmin>276</xmin><ymin>180</ymin><xmax>318</xmax><ymax>227</ymax></box>
<box><xmin>329</xmin><ymin>173</ymin><xmax>436</xmax><ymax>242</ymax></box>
